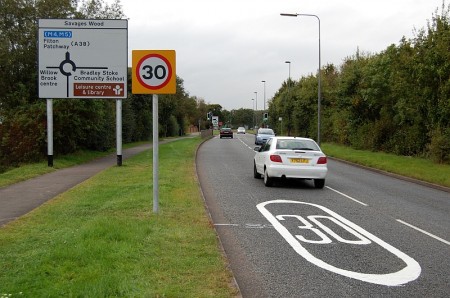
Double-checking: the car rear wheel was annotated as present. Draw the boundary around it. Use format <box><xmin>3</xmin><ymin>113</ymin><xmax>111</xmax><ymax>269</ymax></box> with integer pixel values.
<box><xmin>314</xmin><ymin>179</ymin><xmax>325</xmax><ymax>189</ymax></box>
<box><xmin>264</xmin><ymin>167</ymin><xmax>273</xmax><ymax>187</ymax></box>
<box><xmin>253</xmin><ymin>162</ymin><xmax>261</xmax><ymax>179</ymax></box>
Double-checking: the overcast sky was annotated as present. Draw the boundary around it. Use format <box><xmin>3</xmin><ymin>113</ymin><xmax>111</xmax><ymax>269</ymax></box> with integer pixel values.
<box><xmin>121</xmin><ymin>0</ymin><xmax>444</xmax><ymax>110</ymax></box>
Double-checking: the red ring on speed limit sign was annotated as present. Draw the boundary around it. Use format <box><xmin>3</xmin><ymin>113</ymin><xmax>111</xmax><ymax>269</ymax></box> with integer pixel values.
<box><xmin>136</xmin><ymin>54</ymin><xmax>173</xmax><ymax>90</ymax></box>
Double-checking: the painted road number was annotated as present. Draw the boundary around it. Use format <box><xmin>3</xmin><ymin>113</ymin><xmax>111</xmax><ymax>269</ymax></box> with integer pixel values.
<box><xmin>257</xmin><ymin>200</ymin><xmax>421</xmax><ymax>286</ymax></box>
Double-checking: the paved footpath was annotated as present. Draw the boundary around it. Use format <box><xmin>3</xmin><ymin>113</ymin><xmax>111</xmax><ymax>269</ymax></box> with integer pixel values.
<box><xmin>0</xmin><ymin>137</ymin><xmax>192</xmax><ymax>227</ymax></box>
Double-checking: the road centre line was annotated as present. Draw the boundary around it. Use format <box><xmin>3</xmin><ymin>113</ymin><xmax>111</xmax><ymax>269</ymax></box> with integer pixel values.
<box><xmin>237</xmin><ymin>136</ymin><xmax>254</xmax><ymax>150</ymax></box>
<box><xmin>326</xmin><ymin>186</ymin><xmax>369</xmax><ymax>206</ymax></box>
<box><xmin>326</xmin><ymin>186</ymin><xmax>449</xmax><ymax>245</ymax></box>
<box><xmin>326</xmin><ymin>187</ymin><xmax>449</xmax><ymax>245</ymax></box>
<box><xmin>396</xmin><ymin>219</ymin><xmax>450</xmax><ymax>246</ymax></box>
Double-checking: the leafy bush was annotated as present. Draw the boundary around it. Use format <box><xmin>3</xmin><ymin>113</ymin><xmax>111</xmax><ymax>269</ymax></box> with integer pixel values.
<box><xmin>428</xmin><ymin>127</ymin><xmax>450</xmax><ymax>163</ymax></box>
<box><xmin>0</xmin><ymin>104</ymin><xmax>47</xmax><ymax>168</ymax></box>
<box><xmin>266</xmin><ymin>3</ymin><xmax>450</xmax><ymax>164</ymax></box>
<box><xmin>167</xmin><ymin>115</ymin><xmax>180</xmax><ymax>137</ymax></box>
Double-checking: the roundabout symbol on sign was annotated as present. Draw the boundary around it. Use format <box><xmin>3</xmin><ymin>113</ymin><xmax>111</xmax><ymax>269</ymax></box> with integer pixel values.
<box><xmin>136</xmin><ymin>54</ymin><xmax>173</xmax><ymax>90</ymax></box>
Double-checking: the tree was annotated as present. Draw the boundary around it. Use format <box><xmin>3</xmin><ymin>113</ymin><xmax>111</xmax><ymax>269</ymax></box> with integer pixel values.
<box><xmin>77</xmin><ymin>0</ymin><xmax>125</xmax><ymax>19</ymax></box>
<box><xmin>0</xmin><ymin>0</ymin><xmax>126</xmax><ymax>169</ymax></box>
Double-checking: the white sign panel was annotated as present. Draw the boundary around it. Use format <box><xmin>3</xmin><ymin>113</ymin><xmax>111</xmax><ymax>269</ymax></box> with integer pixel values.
<box><xmin>212</xmin><ymin>116</ymin><xmax>219</xmax><ymax>127</ymax></box>
<box><xmin>38</xmin><ymin>19</ymin><xmax>128</xmax><ymax>99</ymax></box>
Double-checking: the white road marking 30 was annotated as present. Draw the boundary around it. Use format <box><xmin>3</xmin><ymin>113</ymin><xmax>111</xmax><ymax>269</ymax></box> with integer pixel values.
<box><xmin>276</xmin><ymin>215</ymin><xmax>372</xmax><ymax>245</ymax></box>
<box><xmin>257</xmin><ymin>200</ymin><xmax>421</xmax><ymax>286</ymax></box>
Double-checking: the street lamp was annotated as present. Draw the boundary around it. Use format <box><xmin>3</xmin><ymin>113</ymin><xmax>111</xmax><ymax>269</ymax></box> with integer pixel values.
<box><xmin>285</xmin><ymin>61</ymin><xmax>291</xmax><ymax>92</ymax></box>
<box><xmin>281</xmin><ymin>12</ymin><xmax>322</xmax><ymax>145</ymax></box>
<box><xmin>252</xmin><ymin>98</ymin><xmax>255</xmax><ymax>129</ymax></box>
<box><xmin>261</xmin><ymin>80</ymin><xmax>266</xmax><ymax>111</ymax></box>
<box><xmin>285</xmin><ymin>61</ymin><xmax>292</xmax><ymax>136</ymax></box>
<box><xmin>254</xmin><ymin>91</ymin><xmax>258</xmax><ymax>128</ymax></box>
<box><xmin>261</xmin><ymin>81</ymin><xmax>266</xmax><ymax>128</ymax></box>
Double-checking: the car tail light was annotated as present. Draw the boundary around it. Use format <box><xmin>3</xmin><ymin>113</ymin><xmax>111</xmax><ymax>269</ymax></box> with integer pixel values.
<box><xmin>270</xmin><ymin>155</ymin><xmax>283</xmax><ymax>163</ymax></box>
<box><xmin>317</xmin><ymin>156</ymin><xmax>327</xmax><ymax>164</ymax></box>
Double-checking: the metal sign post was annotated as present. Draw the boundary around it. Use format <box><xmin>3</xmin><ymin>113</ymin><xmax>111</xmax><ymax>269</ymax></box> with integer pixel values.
<box><xmin>152</xmin><ymin>94</ymin><xmax>159</xmax><ymax>213</ymax></box>
<box><xmin>132</xmin><ymin>50</ymin><xmax>176</xmax><ymax>214</ymax></box>
<box><xmin>47</xmin><ymin>99</ymin><xmax>53</xmax><ymax>166</ymax></box>
<box><xmin>116</xmin><ymin>99</ymin><xmax>123</xmax><ymax>166</ymax></box>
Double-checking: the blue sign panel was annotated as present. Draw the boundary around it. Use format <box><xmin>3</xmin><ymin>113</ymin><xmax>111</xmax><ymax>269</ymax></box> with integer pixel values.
<box><xmin>44</xmin><ymin>31</ymin><xmax>72</xmax><ymax>38</ymax></box>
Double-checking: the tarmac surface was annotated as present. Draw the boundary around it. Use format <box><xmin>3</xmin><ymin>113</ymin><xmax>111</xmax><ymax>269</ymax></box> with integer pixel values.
<box><xmin>0</xmin><ymin>138</ymin><xmax>189</xmax><ymax>227</ymax></box>
<box><xmin>4</xmin><ymin>134</ymin><xmax>445</xmax><ymax>228</ymax></box>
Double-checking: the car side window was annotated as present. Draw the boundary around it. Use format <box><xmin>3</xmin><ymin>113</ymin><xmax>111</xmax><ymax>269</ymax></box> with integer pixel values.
<box><xmin>263</xmin><ymin>139</ymin><xmax>272</xmax><ymax>151</ymax></box>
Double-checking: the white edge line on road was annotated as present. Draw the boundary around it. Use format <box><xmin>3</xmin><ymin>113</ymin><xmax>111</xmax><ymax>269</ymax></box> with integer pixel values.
<box><xmin>396</xmin><ymin>219</ymin><xmax>450</xmax><ymax>246</ymax></box>
<box><xmin>326</xmin><ymin>186</ymin><xmax>369</xmax><ymax>206</ymax></box>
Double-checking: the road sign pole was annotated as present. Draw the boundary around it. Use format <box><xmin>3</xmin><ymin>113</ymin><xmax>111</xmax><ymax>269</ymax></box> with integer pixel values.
<box><xmin>116</xmin><ymin>99</ymin><xmax>123</xmax><ymax>166</ymax></box>
<box><xmin>132</xmin><ymin>50</ymin><xmax>176</xmax><ymax>215</ymax></box>
<box><xmin>153</xmin><ymin>94</ymin><xmax>159</xmax><ymax>213</ymax></box>
<box><xmin>47</xmin><ymin>99</ymin><xmax>53</xmax><ymax>167</ymax></box>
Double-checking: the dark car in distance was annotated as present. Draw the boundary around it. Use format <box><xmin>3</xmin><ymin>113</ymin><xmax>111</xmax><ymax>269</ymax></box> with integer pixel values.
<box><xmin>220</xmin><ymin>127</ymin><xmax>233</xmax><ymax>138</ymax></box>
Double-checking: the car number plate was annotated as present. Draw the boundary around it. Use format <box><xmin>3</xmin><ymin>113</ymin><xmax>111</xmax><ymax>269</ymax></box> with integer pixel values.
<box><xmin>289</xmin><ymin>158</ymin><xmax>309</xmax><ymax>163</ymax></box>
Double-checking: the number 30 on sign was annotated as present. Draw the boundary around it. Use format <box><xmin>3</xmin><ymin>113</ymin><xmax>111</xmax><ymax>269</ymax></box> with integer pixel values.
<box><xmin>132</xmin><ymin>50</ymin><xmax>176</xmax><ymax>94</ymax></box>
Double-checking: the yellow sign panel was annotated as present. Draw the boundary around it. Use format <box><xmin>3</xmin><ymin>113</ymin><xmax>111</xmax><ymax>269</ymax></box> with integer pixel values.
<box><xmin>132</xmin><ymin>50</ymin><xmax>176</xmax><ymax>94</ymax></box>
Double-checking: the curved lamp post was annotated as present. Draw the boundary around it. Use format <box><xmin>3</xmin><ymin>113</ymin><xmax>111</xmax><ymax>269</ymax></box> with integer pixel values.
<box><xmin>285</xmin><ymin>61</ymin><xmax>291</xmax><ymax>92</ymax></box>
<box><xmin>261</xmin><ymin>80</ymin><xmax>266</xmax><ymax>111</ymax></box>
<box><xmin>252</xmin><ymin>98</ymin><xmax>255</xmax><ymax>129</ymax></box>
<box><xmin>285</xmin><ymin>61</ymin><xmax>292</xmax><ymax>136</ymax></box>
<box><xmin>261</xmin><ymin>80</ymin><xmax>266</xmax><ymax>127</ymax></box>
<box><xmin>281</xmin><ymin>12</ymin><xmax>321</xmax><ymax>145</ymax></box>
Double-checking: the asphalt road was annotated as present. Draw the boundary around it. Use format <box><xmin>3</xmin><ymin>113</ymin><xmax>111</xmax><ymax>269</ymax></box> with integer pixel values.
<box><xmin>196</xmin><ymin>133</ymin><xmax>450</xmax><ymax>298</ymax></box>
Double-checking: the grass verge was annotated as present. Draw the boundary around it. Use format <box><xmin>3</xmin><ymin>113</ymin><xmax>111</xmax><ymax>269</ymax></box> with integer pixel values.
<box><xmin>0</xmin><ymin>137</ymin><xmax>236</xmax><ymax>297</ymax></box>
<box><xmin>0</xmin><ymin>142</ymin><xmax>149</xmax><ymax>188</ymax></box>
<box><xmin>321</xmin><ymin>143</ymin><xmax>450</xmax><ymax>188</ymax></box>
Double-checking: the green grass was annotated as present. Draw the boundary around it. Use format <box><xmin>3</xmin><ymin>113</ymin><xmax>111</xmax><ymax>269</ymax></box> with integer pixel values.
<box><xmin>321</xmin><ymin>143</ymin><xmax>450</xmax><ymax>188</ymax></box>
<box><xmin>0</xmin><ymin>142</ymin><xmax>149</xmax><ymax>188</ymax></box>
<box><xmin>0</xmin><ymin>137</ymin><xmax>236</xmax><ymax>297</ymax></box>
<box><xmin>2</xmin><ymin>138</ymin><xmax>447</xmax><ymax>296</ymax></box>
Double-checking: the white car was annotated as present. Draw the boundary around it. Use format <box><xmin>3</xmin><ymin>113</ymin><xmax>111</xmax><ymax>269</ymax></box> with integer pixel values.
<box><xmin>253</xmin><ymin>137</ymin><xmax>327</xmax><ymax>188</ymax></box>
<box><xmin>237</xmin><ymin>127</ymin><xmax>246</xmax><ymax>134</ymax></box>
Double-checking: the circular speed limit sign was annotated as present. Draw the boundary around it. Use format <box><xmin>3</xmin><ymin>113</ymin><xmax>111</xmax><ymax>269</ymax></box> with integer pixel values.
<box><xmin>132</xmin><ymin>50</ymin><xmax>176</xmax><ymax>94</ymax></box>
<box><xmin>136</xmin><ymin>54</ymin><xmax>172</xmax><ymax>90</ymax></box>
